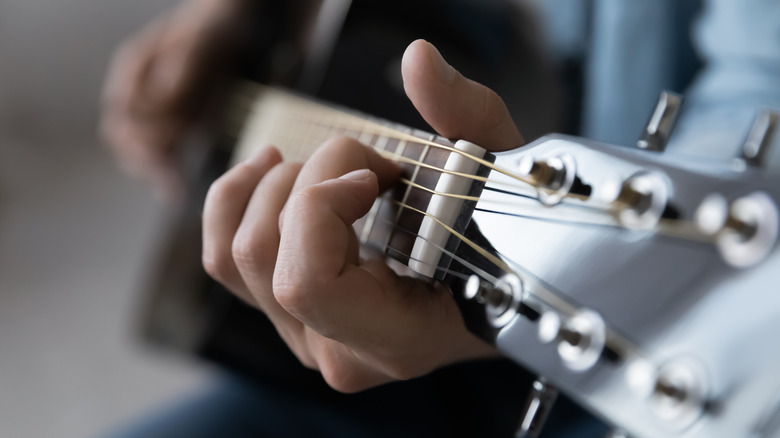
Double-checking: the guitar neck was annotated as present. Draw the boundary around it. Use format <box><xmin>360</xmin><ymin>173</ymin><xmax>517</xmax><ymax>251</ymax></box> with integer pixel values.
<box><xmin>227</xmin><ymin>83</ymin><xmax>492</xmax><ymax>279</ymax></box>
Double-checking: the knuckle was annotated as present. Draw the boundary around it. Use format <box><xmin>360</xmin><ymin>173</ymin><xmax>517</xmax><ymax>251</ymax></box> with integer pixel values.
<box><xmin>231</xmin><ymin>229</ymin><xmax>273</xmax><ymax>272</ymax></box>
<box><xmin>318</xmin><ymin>352</ymin><xmax>365</xmax><ymax>394</ymax></box>
<box><xmin>201</xmin><ymin>246</ymin><xmax>233</xmax><ymax>283</ymax></box>
<box><xmin>272</xmin><ymin>276</ymin><xmax>312</xmax><ymax>317</ymax></box>
<box><xmin>206</xmin><ymin>166</ymin><xmax>252</xmax><ymax>206</ymax></box>
<box><xmin>284</xmin><ymin>188</ymin><xmax>323</xmax><ymax>228</ymax></box>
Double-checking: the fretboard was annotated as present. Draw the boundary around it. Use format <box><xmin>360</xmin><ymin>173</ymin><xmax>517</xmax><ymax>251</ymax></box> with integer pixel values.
<box><xmin>227</xmin><ymin>84</ymin><xmax>487</xmax><ymax>279</ymax></box>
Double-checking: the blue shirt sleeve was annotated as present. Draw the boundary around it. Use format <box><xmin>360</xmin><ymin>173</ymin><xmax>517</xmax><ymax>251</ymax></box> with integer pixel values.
<box><xmin>666</xmin><ymin>0</ymin><xmax>780</xmax><ymax>170</ymax></box>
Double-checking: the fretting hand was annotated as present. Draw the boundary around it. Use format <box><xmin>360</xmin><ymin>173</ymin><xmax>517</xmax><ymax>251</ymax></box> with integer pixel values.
<box><xmin>202</xmin><ymin>40</ymin><xmax>525</xmax><ymax>392</ymax></box>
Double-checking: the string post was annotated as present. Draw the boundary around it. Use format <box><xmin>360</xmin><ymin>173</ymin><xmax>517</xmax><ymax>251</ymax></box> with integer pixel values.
<box><xmin>647</xmin><ymin>359</ymin><xmax>709</xmax><ymax>431</ymax></box>
<box><xmin>615</xmin><ymin>171</ymin><xmax>669</xmax><ymax>230</ymax></box>
<box><xmin>464</xmin><ymin>274</ymin><xmax>526</xmax><ymax>328</ymax></box>
<box><xmin>464</xmin><ymin>275</ymin><xmax>505</xmax><ymax>308</ymax></box>
<box><xmin>517</xmin><ymin>155</ymin><xmax>577</xmax><ymax>206</ymax></box>
<box><xmin>697</xmin><ymin>191</ymin><xmax>779</xmax><ymax>268</ymax></box>
<box><xmin>555</xmin><ymin>309</ymin><xmax>607</xmax><ymax>373</ymax></box>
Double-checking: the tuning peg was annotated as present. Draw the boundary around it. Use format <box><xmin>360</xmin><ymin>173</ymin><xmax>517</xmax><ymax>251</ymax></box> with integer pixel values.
<box><xmin>538</xmin><ymin>309</ymin><xmax>609</xmax><ymax>372</ymax></box>
<box><xmin>636</xmin><ymin>91</ymin><xmax>683</xmax><ymax>152</ymax></box>
<box><xmin>626</xmin><ymin>357</ymin><xmax>708</xmax><ymax>430</ymax></box>
<box><xmin>649</xmin><ymin>359</ymin><xmax>709</xmax><ymax>431</ymax></box>
<box><xmin>464</xmin><ymin>274</ymin><xmax>530</xmax><ymax>328</ymax></box>
<box><xmin>515</xmin><ymin>379</ymin><xmax>559</xmax><ymax>438</ymax></box>
<box><xmin>695</xmin><ymin>191</ymin><xmax>779</xmax><ymax>268</ymax></box>
<box><xmin>739</xmin><ymin>109</ymin><xmax>779</xmax><ymax>168</ymax></box>
<box><xmin>615</xmin><ymin>171</ymin><xmax>669</xmax><ymax>230</ymax></box>
<box><xmin>517</xmin><ymin>155</ymin><xmax>577</xmax><ymax>205</ymax></box>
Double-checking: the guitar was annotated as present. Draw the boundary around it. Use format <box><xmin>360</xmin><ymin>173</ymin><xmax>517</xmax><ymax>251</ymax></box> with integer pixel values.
<box><xmin>216</xmin><ymin>84</ymin><xmax>780</xmax><ymax>438</ymax></box>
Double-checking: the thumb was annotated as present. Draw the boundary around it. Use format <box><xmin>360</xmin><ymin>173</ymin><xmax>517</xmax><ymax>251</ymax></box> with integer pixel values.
<box><xmin>401</xmin><ymin>39</ymin><xmax>524</xmax><ymax>152</ymax></box>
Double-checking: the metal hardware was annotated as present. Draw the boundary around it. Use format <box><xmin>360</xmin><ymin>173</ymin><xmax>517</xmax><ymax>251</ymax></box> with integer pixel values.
<box><xmin>537</xmin><ymin>309</ymin><xmax>608</xmax><ymax>372</ymax></box>
<box><xmin>695</xmin><ymin>192</ymin><xmax>779</xmax><ymax>268</ymax></box>
<box><xmin>648</xmin><ymin>359</ymin><xmax>709</xmax><ymax>431</ymax></box>
<box><xmin>636</xmin><ymin>91</ymin><xmax>683</xmax><ymax>152</ymax></box>
<box><xmin>517</xmin><ymin>155</ymin><xmax>577</xmax><ymax>206</ymax></box>
<box><xmin>694</xmin><ymin>193</ymin><xmax>729</xmax><ymax>236</ymax></box>
<box><xmin>615</xmin><ymin>171</ymin><xmax>669</xmax><ymax>230</ymax></box>
<box><xmin>557</xmin><ymin>309</ymin><xmax>607</xmax><ymax>372</ymax></box>
<box><xmin>515</xmin><ymin>379</ymin><xmax>559</xmax><ymax>438</ymax></box>
<box><xmin>464</xmin><ymin>274</ymin><xmax>525</xmax><ymax>328</ymax></box>
<box><xmin>739</xmin><ymin>109</ymin><xmax>779</xmax><ymax>167</ymax></box>
<box><xmin>538</xmin><ymin>311</ymin><xmax>562</xmax><ymax>345</ymax></box>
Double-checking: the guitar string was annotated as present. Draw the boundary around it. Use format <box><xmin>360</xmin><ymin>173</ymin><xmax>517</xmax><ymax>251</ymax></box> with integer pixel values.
<box><xmin>387</xmin><ymin>199</ymin><xmax>513</xmax><ymax>275</ymax></box>
<box><xmin>382</xmin><ymin>198</ymin><xmax>581</xmax><ymax>315</ymax></box>
<box><xmin>382</xmin><ymin>247</ymin><xmax>472</xmax><ymax>283</ymax></box>
<box><xmin>229</xmin><ymin>103</ymin><xmax>546</xmax><ymax>195</ymax></box>
<box><xmin>232</xmin><ymin>89</ymin><xmax>664</xmax><ymax>363</ymax></box>
<box><xmin>233</xmin><ymin>95</ymin><xmax>709</xmax><ymax>243</ymax></box>
<box><xmin>394</xmin><ymin>174</ymin><xmax>711</xmax><ymax>243</ymax></box>
<box><xmin>384</xmin><ymin>196</ymin><xmax>642</xmax><ymax>355</ymax></box>
<box><xmin>371</xmin><ymin>217</ymin><xmax>501</xmax><ymax>284</ymax></box>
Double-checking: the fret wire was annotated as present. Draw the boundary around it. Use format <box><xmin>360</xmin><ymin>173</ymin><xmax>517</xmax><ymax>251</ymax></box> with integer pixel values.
<box><xmin>359</xmin><ymin>132</ymin><xmax>393</xmax><ymax>244</ymax></box>
<box><xmin>381</xmin><ymin>130</ymin><xmax>412</xmax><ymax>251</ymax></box>
<box><xmin>397</xmin><ymin>142</ymin><xmax>429</xmax><ymax>222</ymax></box>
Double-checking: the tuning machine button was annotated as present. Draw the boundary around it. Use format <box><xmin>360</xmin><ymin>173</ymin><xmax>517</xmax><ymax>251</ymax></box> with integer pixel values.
<box><xmin>695</xmin><ymin>191</ymin><xmax>779</xmax><ymax>267</ymax></box>
<box><xmin>739</xmin><ymin>109</ymin><xmax>779</xmax><ymax>168</ymax></box>
<box><xmin>517</xmin><ymin>155</ymin><xmax>577</xmax><ymax>206</ymax></box>
<box><xmin>615</xmin><ymin>171</ymin><xmax>669</xmax><ymax>230</ymax></box>
<box><xmin>637</xmin><ymin>91</ymin><xmax>683</xmax><ymax>152</ymax></box>
<box><xmin>464</xmin><ymin>274</ymin><xmax>527</xmax><ymax>328</ymax></box>
<box><xmin>538</xmin><ymin>309</ymin><xmax>607</xmax><ymax>372</ymax></box>
<box><xmin>627</xmin><ymin>358</ymin><xmax>708</xmax><ymax>431</ymax></box>
<box><xmin>516</xmin><ymin>379</ymin><xmax>559</xmax><ymax>438</ymax></box>
<box><xmin>627</xmin><ymin>358</ymin><xmax>709</xmax><ymax>431</ymax></box>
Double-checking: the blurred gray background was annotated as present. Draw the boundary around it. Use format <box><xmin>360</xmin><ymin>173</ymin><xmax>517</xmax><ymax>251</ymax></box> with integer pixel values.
<box><xmin>0</xmin><ymin>0</ymin><xmax>213</xmax><ymax>437</ymax></box>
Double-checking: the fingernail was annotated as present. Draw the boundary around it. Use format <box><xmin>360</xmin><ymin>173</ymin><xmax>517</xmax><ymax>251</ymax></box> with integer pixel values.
<box><xmin>340</xmin><ymin>168</ymin><xmax>372</xmax><ymax>181</ymax></box>
<box><xmin>427</xmin><ymin>42</ymin><xmax>456</xmax><ymax>85</ymax></box>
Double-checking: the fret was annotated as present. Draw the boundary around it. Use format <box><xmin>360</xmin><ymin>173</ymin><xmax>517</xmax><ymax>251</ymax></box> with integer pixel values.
<box><xmin>230</xmin><ymin>84</ymin><xmax>487</xmax><ymax>279</ymax></box>
<box><xmin>382</xmin><ymin>136</ymin><xmax>452</xmax><ymax>266</ymax></box>
<box><xmin>357</xmin><ymin>130</ymin><xmax>391</xmax><ymax>244</ymax></box>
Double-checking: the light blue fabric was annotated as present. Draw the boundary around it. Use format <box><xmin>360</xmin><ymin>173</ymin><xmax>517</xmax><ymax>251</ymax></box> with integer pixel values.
<box><xmin>670</xmin><ymin>0</ymin><xmax>780</xmax><ymax>168</ymax></box>
<box><xmin>538</xmin><ymin>0</ymin><xmax>780</xmax><ymax>169</ymax></box>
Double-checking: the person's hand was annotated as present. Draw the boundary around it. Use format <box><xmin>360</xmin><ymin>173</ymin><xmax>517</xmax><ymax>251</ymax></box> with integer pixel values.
<box><xmin>202</xmin><ymin>39</ymin><xmax>525</xmax><ymax>393</ymax></box>
<box><xmin>100</xmin><ymin>0</ymin><xmax>253</xmax><ymax>199</ymax></box>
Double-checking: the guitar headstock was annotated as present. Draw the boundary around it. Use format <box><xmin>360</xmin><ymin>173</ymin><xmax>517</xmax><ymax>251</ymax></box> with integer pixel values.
<box><xmin>453</xmin><ymin>125</ymin><xmax>780</xmax><ymax>437</ymax></box>
<box><xmin>229</xmin><ymin>84</ymin><xmax>780</xmax><ymax>436</ymax></box>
